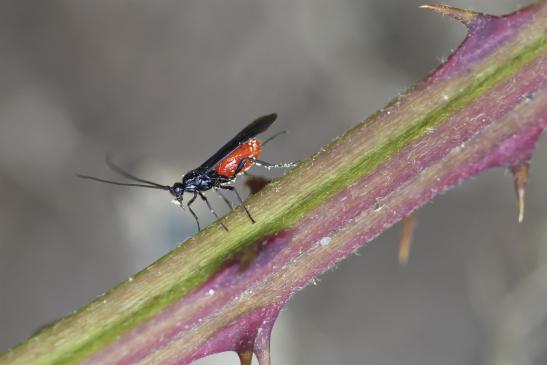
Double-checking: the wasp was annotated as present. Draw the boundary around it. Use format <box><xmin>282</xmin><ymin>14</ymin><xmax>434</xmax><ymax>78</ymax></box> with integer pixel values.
<box><xmin>78</xmin><ymin>113</ymin><xmax>294</xmax><ymax>231</ymax></box>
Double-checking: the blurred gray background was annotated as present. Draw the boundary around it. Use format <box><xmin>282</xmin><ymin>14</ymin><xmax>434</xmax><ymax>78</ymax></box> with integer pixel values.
<box><xmin>1</xmin><ymin>1</ymin><xmax>546</xmax><ymax>364</ymax></box>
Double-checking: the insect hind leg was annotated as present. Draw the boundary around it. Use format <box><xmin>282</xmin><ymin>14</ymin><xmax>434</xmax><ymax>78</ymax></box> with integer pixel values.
<box><xmin>235</xmin><ymin>157</ymin><xmax>296</xmax><ymax>176</ymax></box>
<box><xmin>253</xmin><ymin>159</ymin><xmax>297</xmax><ymax>170</ymax></box>
<box><xmin>220</xmin><ymin>185</ymin><xmax>255</xmax><ymax>224</ymax></box>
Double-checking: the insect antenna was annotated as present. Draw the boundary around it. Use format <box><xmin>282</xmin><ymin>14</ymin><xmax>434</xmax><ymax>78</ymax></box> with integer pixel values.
<box><xmin>76</xmin><ymin>155</ymin><xmax>171</xmax><ymax>191</ymax></box>
<box><xmin>105</xmin><ymin>154</ymin><xmax>168</xmax><ymax>189</ymax></box>
<box><xmin>76</xmin><ymin>174</ymin><xmax>170</xmax><ymax>190</ymax></box>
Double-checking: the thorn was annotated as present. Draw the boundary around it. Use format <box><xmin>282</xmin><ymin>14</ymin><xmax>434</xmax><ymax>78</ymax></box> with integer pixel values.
<box><xmin>255</xmin><ymin>348</ymin><xmax>271</xmax><ymax>365</ymax></box>
<box><xmin>510</xmin><ymin>163</ymin><xmax>529</xmax><ymax>223</ymax></box>
<box><xmin>399</xmin><ymin>213</ymin><xmax>417</xmax><ymax>265</ymax></box>
<box><xmin>419</xmin><ymin>4</ymin><xmax>482</xmax><ymax>25</ymax></box>
<box><xmin>237</xmin><ymin>349</ymin><xmax>254</xmax><ymax>365</ymax></box>
<box><xmin>254</xmin><ymin>320</ymin><xmax>275</xmax><ymax>365</ymax></box>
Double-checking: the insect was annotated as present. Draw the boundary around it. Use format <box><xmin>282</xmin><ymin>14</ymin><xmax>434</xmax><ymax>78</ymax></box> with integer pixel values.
<box><xmin>77</xmin><ymin>113</ymin><xmax>294</xmax><ymax>231</ymax></box>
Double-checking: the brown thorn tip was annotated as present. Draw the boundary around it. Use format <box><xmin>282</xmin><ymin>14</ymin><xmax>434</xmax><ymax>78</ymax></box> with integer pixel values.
<box><xmin>419</xmin><ymin>4</ymin><xmax>481</xmax><ymax>25</ymax></box>
<box><xmin>399</xmin><ymin>213</ymin><xmax>417</xmax><ymax>265</ymax></box>
<box><xmin>510</xmin><ymin>164</ymin><xmax>529</xmax><ymax>224</ymax></box>
<box><xmin>237</xmin><ymin>349</ymin><xmax>254</xmax><ymax>365</ymax></box>
<box><xmin>256</xmin><ymin>349</ymin><xmax>271</xmax><ymax>365</ymax></box>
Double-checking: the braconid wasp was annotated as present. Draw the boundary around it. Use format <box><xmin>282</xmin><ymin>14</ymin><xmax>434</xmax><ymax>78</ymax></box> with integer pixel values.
<box><xmin>77</xmin><ymin>113</ymin><xmax>295</xmax><ymax>231</ymax></box>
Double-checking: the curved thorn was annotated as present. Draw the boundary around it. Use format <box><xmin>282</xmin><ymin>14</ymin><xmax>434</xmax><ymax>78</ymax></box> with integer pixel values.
<box><xmin>255</xmin><ymin>349</ymin><xmax>271</xmax><ymax>365</ymax></box>
<box><xmin>399</xmin><ymin>213</ymin><xmax>417</xmax><ymax>265</ymax></box>
<box><xmin>253</xmin><ymin>320</ymin><xmax>275</xmax><ymax>365</ymax></box>
<box><xmin>510</xmin><ymin>163</ymin><xmax>529</xmax><ymax>223</ymax></box>
<box><xmin>419</xmin><ymin>4</ymin><xmax>482</xmax><ymax>25</ymax></box>
<box><xmin>237</xmin><ymin>349</ymin><xmax>253</xmax><ymax>365</ymax></box>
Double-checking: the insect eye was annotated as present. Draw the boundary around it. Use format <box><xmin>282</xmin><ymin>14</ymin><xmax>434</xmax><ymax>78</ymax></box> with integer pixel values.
<box><xmin>170</xmin><ymin>185</ymin><xmax>183</xmax><ymax>197</ymax></box>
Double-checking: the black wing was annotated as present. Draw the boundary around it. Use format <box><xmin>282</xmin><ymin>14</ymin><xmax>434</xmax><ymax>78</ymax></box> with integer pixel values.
<box><xmin>199</xmin><ymin>113</ymin><xmax>277</xmax><ymax>170</ymax></box>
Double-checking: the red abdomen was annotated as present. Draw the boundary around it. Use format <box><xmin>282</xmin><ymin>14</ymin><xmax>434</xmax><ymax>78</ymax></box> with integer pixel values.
<box><xmin>215</xmin><ymin>139</ymin><xmax>262</xmax><ymax>178</ymax></box>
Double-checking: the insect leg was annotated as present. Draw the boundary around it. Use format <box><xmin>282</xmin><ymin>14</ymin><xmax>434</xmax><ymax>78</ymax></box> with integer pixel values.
<box><xmin>220</xmin><ymin>185</ymin><xmax>256</xmax><ymax>224</ymax></box>
<box><xmin>213</xmin><ymin>187</ymin><xmax>234</xmax><ymax>210</ymax></box>
<box><xmin>254</xmin><ymin>159</ymin><xmax>298</xmax><ymax>170</ymax></box>
<box><xmin>199</xmin><ymin>191</ymin><xmax>229</xmax><ymax>231</ymax></box>
<box><xmin>234</xmin><ymin>158</ymin><xmax>252</xmax><ymax>176</ymax></box>
<box><xmin>187</xmin><ymin>192</ymin><xmax>201</xmax><ymax>231</ymax></box>
<box><xmin>235</xmin><ymin>157</ymin><xmax>297</xmax><ymax>175</ymax></box>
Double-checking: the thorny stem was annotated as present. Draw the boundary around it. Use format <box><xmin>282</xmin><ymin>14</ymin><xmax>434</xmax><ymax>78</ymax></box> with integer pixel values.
<box><xmin>1</xmin><ymin>2</ymin><xmax>546</xmax><ymax>365</ymax></box>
